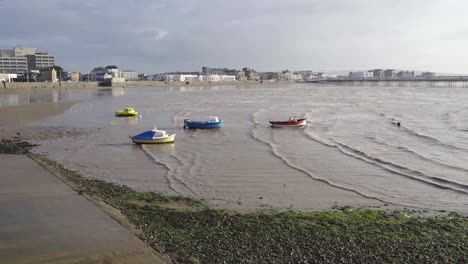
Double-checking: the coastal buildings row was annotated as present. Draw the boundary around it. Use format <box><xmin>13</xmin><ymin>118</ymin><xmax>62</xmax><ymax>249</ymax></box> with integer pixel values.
<box><xmin>201</xmin><ymin>67</ymin><xmax>303</xmax><ymax>81</ymax></box>
<box><xmin>147</xmin><ymin>67</ymin><xmax>303</xmax><ymax>82</ymax></box>
<box><xmin>4</xmin><ymin>46</ymin><xmax>442</xmax><ymax>84</ymax></box>
<box><xmin>348</xmin><ymin>69</ymin><xmax>435</xmax><ymax>79</ymax></box>
<box><xmin>165</xmin><ymin>74</ymin><xmax>236</xmax><ymax>82</ymax></box>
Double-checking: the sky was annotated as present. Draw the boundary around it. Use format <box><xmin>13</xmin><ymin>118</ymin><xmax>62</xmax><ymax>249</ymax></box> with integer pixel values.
<box><xmin>1</xmin><ymin>0</ymin><xmax>468</xmax><ymax>74</ymax></box>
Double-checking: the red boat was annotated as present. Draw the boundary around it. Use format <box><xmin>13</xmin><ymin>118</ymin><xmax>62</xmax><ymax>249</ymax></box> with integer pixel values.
<box><xmin>269</xmin><ymin>117</ymin><xmax>307</xmax><ymax>127</ymax></box>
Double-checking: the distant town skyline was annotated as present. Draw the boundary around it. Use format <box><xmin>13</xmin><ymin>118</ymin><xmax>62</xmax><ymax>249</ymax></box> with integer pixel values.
<box><xmin>1</xmin><ymin>0</ymin><xmax>468</xmax><ymax>74</ymax></box>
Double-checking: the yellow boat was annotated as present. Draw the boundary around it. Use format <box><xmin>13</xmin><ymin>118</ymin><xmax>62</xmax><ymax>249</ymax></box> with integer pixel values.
<box><xmin>130</xmin><ymin>126</ymin><xmax>176</xmax><ymax>144</ymax></box>
<box><xmin>115</xmin><ymin>106</ymin><xmax>138</xmax><ymax>117</ymax></box>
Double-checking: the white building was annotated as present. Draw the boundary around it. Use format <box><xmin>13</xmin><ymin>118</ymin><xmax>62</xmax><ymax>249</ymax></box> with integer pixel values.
<box><xmin>0</xmin><ymin>73</ymin><xmax>17</xmax><ymax>82</ymax></box>
<box><xmin>349</xmin><ymin>71</ymin><xmax>373</xmax><ymax>78</ymax></box>
<box><xmin>278</xmin><ymin>71</ymin><xmax>303</xmax><ymax>81</ymax></box>
<box><xmin>201</xmin><ymin>74</ymin><xmax>221</xmax><ymax>82</ymax></box>
<box><xmin>104</xmin><ymin>65</ymin><xmax>120</xmax><ymax>78</ymax></box>
<box><xmin>220</xmin><ymin>75</ymin><xmax>236</xmax><ymax>81</ymax></box>
<box><xmin>168</xmin><ymin>74</ymin><xmax>197</xmax><ymax>82</ymax></box>
<box><xmin>162</xmin><ymin>74</ymin><xmax>236</xmax><ymax>82</ymax></box>
<box><xmin>121</xmin><ymin>70</ymin><xmax>139</xmax><ymax>81</ymax></box>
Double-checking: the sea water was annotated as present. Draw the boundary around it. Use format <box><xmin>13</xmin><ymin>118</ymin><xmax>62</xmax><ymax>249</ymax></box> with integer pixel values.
<box><xmin>7</xmin><ymin>83</ymin><xmax>467</xmax><ymax>212</ymax></box>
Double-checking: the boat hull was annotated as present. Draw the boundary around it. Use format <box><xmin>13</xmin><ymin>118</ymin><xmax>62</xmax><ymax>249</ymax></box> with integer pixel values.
<box><xmin>115</xmin><ymin>112</ymin><xmax>138</xmax><ymax>117</ymax></box>
<box><xmin>184</xmin><ymin>120</ymin><xmax>223</xmax><ymax>129</ymax></box>
<box><xmin>269</xmin><ymin>118</ymin><xmax>307</xmax><ymax>127</ymax></box>
<box><xmin>131</xmin><ymin>134</ymin><xmax>175</xmax><ymax>144</ymax></box>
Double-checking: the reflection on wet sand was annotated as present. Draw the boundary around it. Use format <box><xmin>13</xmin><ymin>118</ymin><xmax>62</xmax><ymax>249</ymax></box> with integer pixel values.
<box><xmin>95</xmin><ymin>88</ymin><xmax>124</xmax><ymax>97</ymax></box>
<box><xmin>0</xmin><ymin>89</ymin><xmax>68</xmax><ymax>107</ymax></box>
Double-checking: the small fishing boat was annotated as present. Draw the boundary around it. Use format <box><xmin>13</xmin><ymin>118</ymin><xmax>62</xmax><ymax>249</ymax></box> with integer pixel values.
<box><xmin>269</xmin><ymin>116</ymin><xmax>307</xmax><ymax>127</ymax></box>
<box><xmin>115</xmin><ymin>106</ymin><xmax>138</xmax><ymax>117</ymax></box>
<box><xmin>130</xmin><ymin>126</ymin><xmax>175</xmax><ymax>144</ymax></box>
<box><xmin>183</xmin><ymin>116</ymin><xmax>223</xmax><ymax>129</ymax></box>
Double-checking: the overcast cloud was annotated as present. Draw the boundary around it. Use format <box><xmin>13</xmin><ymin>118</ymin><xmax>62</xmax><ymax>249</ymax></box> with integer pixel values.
<box><xmin>1</xmin><ymin>0</ymin><xmax>468</xmax><ymax>74</ymax></box>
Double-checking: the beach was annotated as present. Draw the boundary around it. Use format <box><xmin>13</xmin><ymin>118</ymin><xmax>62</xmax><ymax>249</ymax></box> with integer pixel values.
<box><xmin>1</xmin><ymin>82</ymin><xmax>467</xmax><ymax>214</ymax></box>
<box><xmin>1</xmin><ymin>138</ymin><xmax>466</xmax><ymax>263</ymax></box>
<box><xmin>2</xmin><ymin>82</ymin><xmax>468</xmax><ymax>262</ymax></box>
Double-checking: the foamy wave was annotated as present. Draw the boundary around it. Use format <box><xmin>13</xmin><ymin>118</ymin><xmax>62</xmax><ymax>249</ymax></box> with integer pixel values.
<box><xmin>249</xmin><ymin>119</ymin><xmax>389</xmax><ymax>203</ymax></box>
<box><xmin>334</xmin><ymin>141</ymin><xmax>468</xmax><ymax>194</ymax></box>
<box><xmin>372</xmin><ymin>136</ymin><xmax>468</xmax><ymax>175</ymax></box>
<box><xmin>140</xmin><ymin>145</ymin><xmax>178</xmax><ymax>192</ymax></box>
<box><xmin>141</xmin><ymin>144</ymin><xmax>199</xmax><ymax>197</ymax></box>
<box><xmin>302</xmin><ymin>128</ymin><xmax>336</xmax><ymax>147</ymax></box>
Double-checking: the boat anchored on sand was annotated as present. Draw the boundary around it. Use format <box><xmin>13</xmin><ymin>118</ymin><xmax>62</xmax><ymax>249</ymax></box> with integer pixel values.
<box><xmin>269</xmin><ymin>115</ymin><xmax>307</xmax><ymax>127</ymax></box>
<box><xmin>130</xmin><ymin>126</ymin><xmax>175</xmax><ymax>144</ymax></box>
<box><xmin>183</xmin><ymin>116</ymin><xmax>223</xmax><ymax>129</ymax></box>
<box><xmin>115</xmin><ymin>106</ymin><xmax>138</xmax><ymax>117</ymax></box>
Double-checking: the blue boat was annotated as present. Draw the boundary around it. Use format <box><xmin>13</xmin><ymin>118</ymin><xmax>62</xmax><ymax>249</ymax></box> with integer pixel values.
<box><xmin>183</xmin><ymin>116</ymin><xmax>223</xmax><ymax>129</ymax></box>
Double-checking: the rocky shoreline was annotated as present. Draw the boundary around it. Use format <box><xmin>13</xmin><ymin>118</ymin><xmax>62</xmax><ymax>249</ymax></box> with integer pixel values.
<box><xmin>2</xmin><ymin>139</ymin><xmax>467</xmax><ymax>263</ymax></box>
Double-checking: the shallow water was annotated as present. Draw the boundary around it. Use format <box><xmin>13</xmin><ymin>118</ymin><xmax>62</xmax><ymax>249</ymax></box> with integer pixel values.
<box><xmin>6</xmin><ymin>84</ymin><xmax>468</xmax><ymax>212</ymax></box>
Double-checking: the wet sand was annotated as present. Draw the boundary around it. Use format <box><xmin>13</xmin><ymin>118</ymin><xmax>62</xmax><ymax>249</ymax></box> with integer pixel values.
<box><xmin>0</xmin><ymin>154</ymin><xmax>168</xmax><ymax>264</ymax></box>
<box><xmin>0</xmin><ymin>101</ymin><xmax>89</xmax><ymax>145</ymax></box>
<box><xmin>0</xmin><ymin>101</ymin><xmax>76</xmax><ymax>125</ymax></box>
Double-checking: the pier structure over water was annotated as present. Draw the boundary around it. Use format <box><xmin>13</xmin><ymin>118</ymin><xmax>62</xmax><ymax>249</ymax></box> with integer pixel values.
<box><xmin>308</xmin><ymin>76</ymin><xmax>468</xmax><ymax>87</ymax></box>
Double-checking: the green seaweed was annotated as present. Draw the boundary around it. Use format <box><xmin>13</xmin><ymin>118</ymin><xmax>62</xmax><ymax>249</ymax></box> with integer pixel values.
<box><xmin>32</xmin><ymin>154</ymin><xmax>468</xmax><ymax>264</ymax></box>
<box><xmin>0</xmin><ymin>138</ymin><xmax>38</xmax><ymax>154</ymax></box>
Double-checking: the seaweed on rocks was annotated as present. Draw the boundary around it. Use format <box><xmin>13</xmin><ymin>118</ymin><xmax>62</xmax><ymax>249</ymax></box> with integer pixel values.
<box><xmin>0</xmin><ymin>138</ymin><xmax>37</xmax><ymax>154</ymax></box>
<box><xmin>31</xmin><ymin>155</ymin><xmax>468</xmax><ymax>264</ymax></box>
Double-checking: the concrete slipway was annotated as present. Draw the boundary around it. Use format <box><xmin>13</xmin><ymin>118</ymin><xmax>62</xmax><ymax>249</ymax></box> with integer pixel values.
<box><xmin>0</xmin><ymin>154</ymin><xmax>168</xmax><ymax>264</ymax></box>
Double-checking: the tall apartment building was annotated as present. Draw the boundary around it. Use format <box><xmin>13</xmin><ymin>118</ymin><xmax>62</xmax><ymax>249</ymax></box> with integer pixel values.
<box><xmin>0</xmin><ymin>46</ymin><xmax>55</xmax><ymax>75</ymax></box>
<box><xmin>33</xmin><ymin>52</ymin><xmax>55</xmax><ymax>69</ymax></box>
<box><xmin>0</xmin><ymin>56</ymin><xmax>28</xmax><ymax>74</ymax></box>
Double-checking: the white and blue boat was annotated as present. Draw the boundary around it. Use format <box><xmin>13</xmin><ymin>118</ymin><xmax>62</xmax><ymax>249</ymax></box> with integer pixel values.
<box><xmin>183</xmin><ymin>116</ymin><xmax>223</xmax><ymax>129</ymax></box>
<box><xmin>130</xmin><ymin>126</ymin><xmax>175</xmax><ymax>144</ymax></box>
